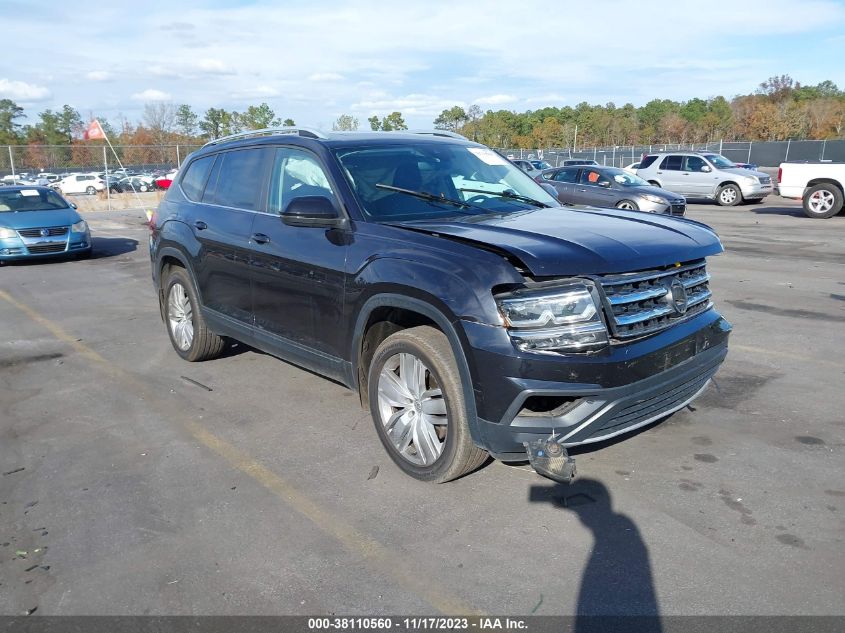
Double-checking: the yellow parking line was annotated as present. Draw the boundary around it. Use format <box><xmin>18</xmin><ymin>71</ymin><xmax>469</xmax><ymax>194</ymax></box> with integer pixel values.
<box><xmin>732</xmin><ymin>343</ymin><xmax>844</xmax><ymax>369</ymax></box>
<box><xmin>0</xmin><ymin>288</ymin><xmax>478</xmax><ymax>615</ymax></box>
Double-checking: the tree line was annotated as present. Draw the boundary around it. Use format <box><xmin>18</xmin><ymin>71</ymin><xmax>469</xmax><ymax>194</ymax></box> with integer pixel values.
<box><xmin>433</xmin><ymin>76</ymin><xmax>844</xmax><ymax>149</ymax></box>
<box><xmin>0</xmin><ymin>75</ymin><xmax>842</xmax><ymax>169</ymax></box>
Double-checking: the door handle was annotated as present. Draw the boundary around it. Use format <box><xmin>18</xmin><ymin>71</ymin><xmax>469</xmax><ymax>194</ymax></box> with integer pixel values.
<box><xmin>194</xmin><ymin>220</ymin><xmax>207</xmax><ymax>230</ymax></box>
<box><xmin>656</xmin><ymin>171</ymin><xmax>663</xmax><ymax>174</ymax></box>
<box><xmin>251</xmin><ymin>233</ymin><xmax>270</xmax><ymax>244</ymax></box>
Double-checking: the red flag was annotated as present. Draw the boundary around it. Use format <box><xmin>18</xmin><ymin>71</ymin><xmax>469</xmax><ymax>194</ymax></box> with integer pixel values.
<box><xmin>83</xmin><ymin>119</ymin><xmax>106</xmax><ymax>140</ymax></box>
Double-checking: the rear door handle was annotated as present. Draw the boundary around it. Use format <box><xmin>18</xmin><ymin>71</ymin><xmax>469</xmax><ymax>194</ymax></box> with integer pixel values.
<box><xmin>251</xmin><ymin>233</ymin><xmax>270</xmax><ymax>244</ymax></box>
<box><xmin>194</xmin><ymin>220</ymin><xmax>207</xmax><ymax>230</ymax></box>
<box><xmin>656</xmin><ymin>171</ymin><xmax>663</xmax><ymax>174</ymax></box>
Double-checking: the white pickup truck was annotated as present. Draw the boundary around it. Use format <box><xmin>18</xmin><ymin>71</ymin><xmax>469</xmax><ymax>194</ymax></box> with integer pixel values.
<box><xmin>777</xmin><ymin>162</ymin><xmax>845</xmax><ymax>219</ymax></box>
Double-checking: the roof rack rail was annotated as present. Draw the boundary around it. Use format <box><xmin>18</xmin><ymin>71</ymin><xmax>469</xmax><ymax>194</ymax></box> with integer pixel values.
<box><xmin>202</xmin><ymin>126</ymin><xmax>327</xmax><ymax>148</ymax></box>
<box><xmin>407</xmin><ymin>129</ymin><xmax>469</xmax><ymax>141</ymax></box>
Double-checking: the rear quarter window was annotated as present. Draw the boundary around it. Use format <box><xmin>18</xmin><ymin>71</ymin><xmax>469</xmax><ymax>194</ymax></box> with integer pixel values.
<box><xmin>638</xmin><ymin>155</ymin><xmax>659</xmax><ymax>169</ymax></box>
<box><xmin>180</xmin><ymin>155</ymin><xmax>216</xmax><ymax>201</ymax></box>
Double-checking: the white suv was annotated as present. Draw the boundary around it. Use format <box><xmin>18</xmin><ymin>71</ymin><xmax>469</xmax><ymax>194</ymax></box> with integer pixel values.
<box><xmin>58</xmin><ymin>173</ymin><xmax>106</xmax><ymax>195</ymax></box>
<box><xmin>636</xmin><ymin>152</ymin><xmax>772</xmax><ymax>206</ymax></box>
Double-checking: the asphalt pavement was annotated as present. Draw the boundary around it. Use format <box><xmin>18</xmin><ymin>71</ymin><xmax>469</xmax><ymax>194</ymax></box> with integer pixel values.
<box><xmin>1</xmin><ymin>197</ymin><xmax>843</xmax><ymax>616</ymax></box>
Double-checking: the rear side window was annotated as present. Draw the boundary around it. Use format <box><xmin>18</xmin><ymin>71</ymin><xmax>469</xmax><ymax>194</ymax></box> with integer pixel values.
<box><xmin>210</xmin><ymin>148</ymin><xmax>269</xmax><ymax>210</ymax></box>
<box><xmin>180</xmin><ymin>155</ymin><xmax>216</xmax><ymax>201</ymax></box>
<box><xmin>660</xmin><ymin>155</ymin><xmax>683</xmax><ymax>171</ymax></box>
<box><xmin>638</xmin><ymin>155</ymin><xmax>658</xmax><ymax>169</ymax></box>
<box><xmin>553</xmin><ymin>169</ymin><xmax>578</xmax><ymax>183</ymax></box>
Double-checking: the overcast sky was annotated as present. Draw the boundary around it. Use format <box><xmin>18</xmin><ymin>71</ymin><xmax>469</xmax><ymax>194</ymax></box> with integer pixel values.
<box><xmin>2</xmin><ymin>0</ymin><xmax>844</xmax><ymax>129</ymax></box>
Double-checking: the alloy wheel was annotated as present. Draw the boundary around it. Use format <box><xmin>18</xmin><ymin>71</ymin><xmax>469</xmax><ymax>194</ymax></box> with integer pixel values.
<box><xmin>167</xmin><ymin>283</ymin><xmax>194</xmax><ymax>351</ymax></box>
<box><xmin>376</xmin><ymin>352</ymin><xmax>447</xmax><ymax>466</ymax></box>
<box><xmin>808</xmin><ymin>189</ymin><xmax>835</xmax><ymax>214</ymax></box>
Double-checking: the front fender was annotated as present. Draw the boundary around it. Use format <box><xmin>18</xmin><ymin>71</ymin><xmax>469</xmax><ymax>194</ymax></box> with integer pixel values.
<box><xmin>350</xmin><ymin>292</ymin><xmax>485</xmax><ymax>447</ymax></box>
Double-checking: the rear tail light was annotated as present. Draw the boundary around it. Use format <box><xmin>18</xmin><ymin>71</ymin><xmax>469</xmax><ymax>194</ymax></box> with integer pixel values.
<box><xmin>777</xmin><ymin>167</ymin><xmax>782</xmax><ymax>183</ymax></box>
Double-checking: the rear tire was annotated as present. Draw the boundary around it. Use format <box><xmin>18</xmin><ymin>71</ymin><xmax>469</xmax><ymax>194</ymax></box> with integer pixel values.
<box><xmin>716</xmin><ymin>184</ymin><xmax>741</xmax><ymax>206</ymax></box>
<box><xmin>163</xmin><ymin>266</ymin><xmax>224</xmax><ymax>362</ymax></box>
<box><xmin>368</xmin><ymin>326</ymin><xmax>487</xmax><ymax>483</ymax></box>
<box><xmin>803</xmin><ymin>183</ymin><xmax>843</xmax><ymax>219</ymax></box>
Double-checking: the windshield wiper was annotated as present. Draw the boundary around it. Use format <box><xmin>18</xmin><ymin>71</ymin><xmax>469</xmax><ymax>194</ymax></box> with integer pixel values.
<box><xmin>375</xmin><ymin>184</ymin><xmax>485</xmax><ymax>213</ymax></box>
<box><xmin>458</xmin><ymin>187</ymin><xmax>551</xmax><ymax>208</ymax></box>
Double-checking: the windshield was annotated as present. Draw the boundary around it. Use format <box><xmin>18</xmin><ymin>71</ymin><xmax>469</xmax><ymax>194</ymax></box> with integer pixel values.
<box><xmin>602</xmin><ymin>168</ymin><xmax>650</xmax><ymax>187</ymax></box>
<box><xmin>334</xmin><ymin>143</ymin><xmax>560</xmax><ymax>221</ymax></box>
<box><xmin>531</xmin><ymin>160</ymin><xmax>552</xmax><ymax>170</ymax></box>
<box><xmin>703</xmin><ymin>154</ymin><xmax>736</xmax><ymax>169</ymax></box>
<box><xmin>0</xmin><ymin>188</ymin><xmax>70</xmax><ymax>212</ymax></box>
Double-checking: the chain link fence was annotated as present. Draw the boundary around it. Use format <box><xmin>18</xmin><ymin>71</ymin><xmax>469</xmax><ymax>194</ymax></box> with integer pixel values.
<box><xmin>500</xmin><ymin>139</ymin><xmax>845</xmax><ymax>169</ymax></box>
<box><xmin>0</xmin><ymin>144</ymin><xmax>203</xmax><ymax>178</ymax></box>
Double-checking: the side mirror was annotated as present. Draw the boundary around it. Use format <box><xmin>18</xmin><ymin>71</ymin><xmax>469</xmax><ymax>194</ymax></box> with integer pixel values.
<box><xmin>281</xmin><ymin>195</ymin><xmax>343</xmax><ymax>228</ymax></box>
<box><xmin>70</xmin><ymin>202</ymin><xmax>78</xmax><ymax>209</ymax></box>
<box><xmin>539</xmin><ymin>183</ymin><xmax>560</xmax><ymax>200</ymax></box>
<box><xmin>701</xmin><ymin>165</ymin><xmax>712</xmax><ymax>173</ymax></box>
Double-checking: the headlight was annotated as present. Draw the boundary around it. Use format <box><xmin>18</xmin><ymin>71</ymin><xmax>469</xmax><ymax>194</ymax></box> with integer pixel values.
<box><xmin>0</xmin><ymin>227</ymin><xmax>16</xmax><ymax>239</ymax></box>
<box><xmin>71</xmin><ymin>220</ymin><xmax>88</xmax><ymax>233</ymax></box>
<box><xmin>497</xmin><ymin>282</ymin><xmax>608</xmax><ymax>352</ymax></box>
<box><xmin>641</xmin><ymin>194</ymin><xmax>666</xmax><ymax>204</ymax></box>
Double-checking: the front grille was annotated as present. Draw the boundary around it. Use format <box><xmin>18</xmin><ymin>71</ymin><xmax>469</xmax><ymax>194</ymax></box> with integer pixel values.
<box><xmin>598</xmin><ymin>259</ymin><xmax>712</xmax><ymax>339</ymax></box>
<box><xmin>18</xmin><ymin>226</ymin><xmax>69</xmax><ymax>238</ymax></box>
<box><xmin>27</xmin><ymin>243</ymin><xmax>67</xmax><ymax>254</ymax></box>
<box><xmin>670</xmin><ymin>199</ymin><xmax>686</xmax><ymax>215</ymax></box>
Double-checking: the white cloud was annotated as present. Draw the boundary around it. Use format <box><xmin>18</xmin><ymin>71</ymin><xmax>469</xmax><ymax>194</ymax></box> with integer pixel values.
<box><xmin>308</xmin><ymin>73</ymin><xmax>344</xmax><ymax>82</ymax></box>
<box><xmin>194</xmin><ymin>59</ymin><xmax>235</xmax><ymax>75</ymax></box>
<box><xmin>352</xmin><ymin>93</ymin><xmax>465</xmax><ymax>116</ymax></box>
<box><xmin>524</xmin><ymin>94</ymin><xmax>569</xmax><ymax>104</ymax></box>
<box><xmin>131</xmin><ymin>88</ymin><xmax>172</xmax><ymax>101</ymax></box>
<box><xmin>86</xmin><ymin>71</ymin><xmax>113</xmax><ymax>82</ymax></box>
<box><xmin>475</xmin><ymin>94</ymin><xmax>517</xmax><ymax>105</ymax></box>
<box><xmin>230</xmin><ymin>85</ymin><xmax>281</xmax><ymax>99</ymax></box>
<box><xmin>0</xmin><ymin>78</ymin><xmax>51</xmax><ymax>101</ymax></box>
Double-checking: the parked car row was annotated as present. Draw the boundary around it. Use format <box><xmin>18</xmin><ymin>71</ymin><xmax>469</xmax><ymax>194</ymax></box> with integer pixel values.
<box><xmin>512</xmin><ymin>150</ymin><xmax>775</xmax><ymax>214</ymax></box>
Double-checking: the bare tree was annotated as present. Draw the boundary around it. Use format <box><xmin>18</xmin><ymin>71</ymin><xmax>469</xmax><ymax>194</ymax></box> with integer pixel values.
<box><xmin>143</xmin><ymin>102</ymin><xmax>177</xmax><ymax>163</ymax></box>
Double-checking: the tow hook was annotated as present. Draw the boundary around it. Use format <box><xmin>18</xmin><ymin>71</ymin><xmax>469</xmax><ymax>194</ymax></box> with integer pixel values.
<box><xmin>524</xmin><ymin>434</ymin><xmax>577</xmax><ymax>483</ymax></box>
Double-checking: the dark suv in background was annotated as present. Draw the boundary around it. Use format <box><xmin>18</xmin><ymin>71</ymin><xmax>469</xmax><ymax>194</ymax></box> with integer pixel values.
<box><xmin>149</xmin><ymin>128</ymin><xmax>730</xmax><ymax>483</ymax></box>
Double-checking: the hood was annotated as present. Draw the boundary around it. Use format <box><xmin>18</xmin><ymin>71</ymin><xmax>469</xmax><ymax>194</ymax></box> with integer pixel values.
<box><xmin>723</xmin><ymin>168</ymin><xmax>769</xmax><ymax>180</ymax></box>
<box><xmin>391</xmin><ymin>206</ymin><xmax>722</xmax><ymax>277</ymax></box>
<box><xmin>627</xmin><ymin>185</ymin><xmax>684</xmax><ymax>200</ymax></box>
<box><xmin>0</xmin><ymin>208</ymin><xmax>81</xmax><ymax>229</ymax></box>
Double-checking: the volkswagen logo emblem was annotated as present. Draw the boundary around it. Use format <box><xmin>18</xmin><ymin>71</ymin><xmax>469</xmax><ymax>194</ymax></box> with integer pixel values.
<box><xmin>668</xmin><ymin>278</ymin><xmax>688</xmax><ymax>315</ymax></box>
<box><xmin>40</xmin><ymin>228</ymin><xmax>49</xmax><ymax>237</ymax></box>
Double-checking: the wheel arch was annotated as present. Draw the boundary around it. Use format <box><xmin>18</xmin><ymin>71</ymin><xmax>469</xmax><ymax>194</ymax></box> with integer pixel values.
<box><xmin>351</xmin><ymin>293</ymin><xmax>483</xmax><ymax>446</ymax></box>
<box><xmin>155</xmin><ymin>246</ymin><xmax>201</xmax><ymax>321</ymax></box>
<box><xmin>806</xmin><ymin>178</ymin><xmax>844</xmax><ymax>194</ymax></box>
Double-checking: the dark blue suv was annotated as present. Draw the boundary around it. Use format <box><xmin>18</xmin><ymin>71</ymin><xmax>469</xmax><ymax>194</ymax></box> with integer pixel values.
<box><xmin>150</xmin><ymin>128</ymin><xmax>730</xmax><ymax>482</ymax></box>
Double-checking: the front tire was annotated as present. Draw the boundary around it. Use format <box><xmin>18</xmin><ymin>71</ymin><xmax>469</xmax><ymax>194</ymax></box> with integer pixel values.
<box><xmin>163</xmin><ymin>267</ymin><xmax>224</xmax><ymax>362</ymax></box>
<box><xmin>368</xmin><ymin>326</ymin><xmax>487</xmax><ymax>483</ymax></box>
<box><xmin>615</xmin><ymin>199</ymin><xmax>639</xmax><ymax>211</ymax></box>
<box><xmin>716</xmin><ymin>184</ymin><xmax>741</xmax><ymax>206</ymax></box>
<box><xmin>803</xmin><ymin>183</ymin><xmax>843</xmax><ymax>219</ymax></box>
<box><xmin>86</xmin><ymin>186</ymin><xmax>96</xmax><ymax>195</ymax></box>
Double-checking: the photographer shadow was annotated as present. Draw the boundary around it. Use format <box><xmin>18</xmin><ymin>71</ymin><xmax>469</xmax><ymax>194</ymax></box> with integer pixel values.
<box><xmin>529</xmin><ymin>478</ymin><xmax>662</xmax><ymax>633</ymax></box>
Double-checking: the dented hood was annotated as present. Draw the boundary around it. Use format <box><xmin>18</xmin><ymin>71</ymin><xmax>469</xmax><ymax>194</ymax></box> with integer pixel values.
<box><xmin>391</xmin><ymin>206</ymin><xmax>723</xmax><ymax>276</ymax></box>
